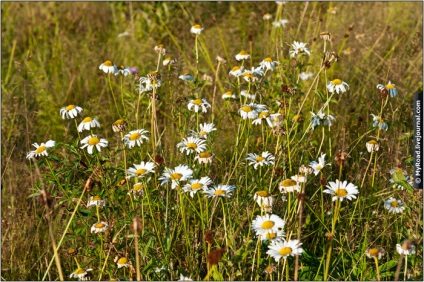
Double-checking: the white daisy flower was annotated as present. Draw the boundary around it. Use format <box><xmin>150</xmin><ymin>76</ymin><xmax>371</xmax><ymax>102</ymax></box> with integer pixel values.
<box><xmin>187</xmin><ymin>98</ymin><xmax>211</xmax><ymax>113</ymax></box>
<box><xmin>26</xmin><ymin>140</ymin><xmax>55</xmax><ymax>159</ymax></box>
<box><xmin>324</xmin><ymin>180</ymin><xmax>359</xmax><ymax>202</ymax></box>
<box><xmin>366</xmin><ymin>248</ymin><xmax>385</xmax><ymax>259</ymax></box>
<box><xmin>254</xmin><ymin>190</ymin><xmax>275</xmax><ymax>212</ymax></box>
<box><xmin>242</xmin><ymin>72</ymin><xmax>259</xmax><ymax>82</ymax></box>
<box><xmin>87</xmin><ymin>196</ymin><xmax>106</xmax><ymax>208</ymax></box>
<box><xmin>261</xmin><ymin>229</ymin><xmax>286</xmax><ymax>243</ymax></box>
<box><xmin>154</xmin><ymin>44</ymin><xmax>166</xmax><ymax>55</ymax></box>
<box><xmin>272</xmin><ymin>19</ymin><xmax>289</xmax><ymax>28</ymax></box>
<box><xmin>279</xmin><ymin>179</ymin><xmax>300</xmax><ymax>193</ymax></box>
<box><xmin>310</xmin><ymin>110</ymin><xmax>336</xmax><ymax>130</ymax></box>
<box><xmin>91</xmin><ymin>221</ymin><xmax>109</xmax><ymax>234</ymax></box>
<box><xmin>309</xmin><ymin>153</ymin><xmax>327</xmax><ymax>175</ymax></box>
<box><xmin>138</xmin><ymin>71</ymin><xmax>162</xmax><ymax>93</ymax></box>
<box><xmin>366</xmin><ymin>140</ymin><xmax>380</xmax><ymax>152</ymax></box>
<box><xmin>260</xmin><ymin>57</ymin><xmax>278</xmax><ymax>71</ymax></box>
<box><xmin>69</xmin><ymin>268</ymin><xmax>93</xmax><ymax>280</ymax></box>
<box><xmin>190</xmin><ymin>24</ymin><xmax>204</xmax><ymax>34</ymax></box>
<box><xmin>80</xmin><ymin>135</ymin><xmax>108</xmax><ymax>154</ymax></box>
<box><xmin>266</xmin><ymin>240</ymin><xmax>304</xmax><ymax>262</ymax></box>
<box><xmin>239</xmin><ymin>103</ymin><xmax>267</xmax><ymax>119</ymax></box>
<box><xmin>183</xmin><ymin>177</ymin><xmax>213</xmax><ymax>198</ymax></box>
<box><xmin>371</xmin><ymin>114</ymin><xmax>388</xmax><ymax>131</ymax></box>
<box><xmin>179</xmin><ymin>73</ymin><xmax>194</xmax><ymax>81</ymax></box>
<box><xmin>127</xmin><ymin>183</ymin><xmax>145</xmax><ymax>198</ymax></box>
<box><xmin>235</xmin><ymin>51</ymin><xmax>250</xmax><ymax>61</ymax></box>
<box><xmin>194</xmin><ymin>152</ymin><xmax>214</xmax><ymax>164</ymax></box>
<box><xmin>377</xmin><ymin>81</ymin><xmax>398</xmax><ymax>97</ymax></box>
<box><xmin>291</xmin><ymin>174</ymin><xmax>307</xmax><ymax>183</ymax></box>
<box><xmin>191</xmin><ymin>123</ymin><xmax>217</xmax><ymax>139</ymax></box>
<box><xmin>114</xmin><ymin>65</ymin><xmax>131</xmax><ymax>76</ymax></box>
<box><xmin>159</xmin><ymin>164</ymin><xmax>193</xmax><ymax>189</ymax></box>
<box><xmin>99</xmin><ymin>60</ymin><xmax>116</xmax><ymax>74</ymax></box>
<box><xmin>246</xmin><ymin>151</ymin><xmax>275</xmax><ymax>169</ymax></box>
<box><xmin>263</xmin><ymin>13</ymin><xmax>272</xmax><ymax>20</ymax></box>
<box><xmin>122</xmin><ymin>129</ymin><xmax>150</xmax><ymax>148</ymax></box>
<box><xmin>178</xmin><ymin>274</ymin><xmax>193</xmax><ymax>281</ymax></box>
<box><xmin>77</xmin><ymin>117</ymin><xmax>101</xmax><ymax>132</ymax></box>
<box><xmin>289</xmin><ymin>41</ymin><xmax>311</xmax><ymax>58</ymax></box>
<box><xmin>126</xmin><ymin>161</ymin><xmax>156</xmax><ymax>179</ymax></box>
<box><xmin>252</xmin><ymin>214</ymin><xmax>285</xmax><ymax>237</ymax></box>
<box><xmin>60</xmin><ymin>105</ymin><xmax>83</xmax><ymax>119</ymax></box>
<box><xmin>222</xmin><ymin>91</ymin><xmax>237</xmax><ymax>100</ymax></box>
<box><xmin>252</xmin><ymin>111</ymin><xmax>281</xmax><ymax>127</ymax></box>
<box><xmin>229</xmin><ymin>66</ymin><xmax>244</xmax><ymax>77</ymax></box>
<box><xmin>240</xmin><ymin>89</ymin><xmax>256</xmax><ymax>99</ymax></box>
<box><xmin>117</xmin><ymin>257</ymin><xmax>130</xmax><ymax>268</ymax></box>
<box><xmin>384</xmin><ymin>197</ymin><xmax>406</xmax><ymax>213</ymax></box>
<box><xmin>327</xmin><ymin>79</ymin><xmax>349</xmax><ymax>94</ymax></box>
<box><xmin>177</xmin><ymin>136</ymin><xmax>207</xmax><ymax>155</ymax></box>
<box><xmin>396</xmin><ymin>240</ymin><xmax>416</xmax><ymax>256</ymax></box>
<box><xmin>203</xmin><ymin>184</ymin><xmax>236</xmax><ymax>198</ymax></box>
<box><xmin>299</xmin><ymin>72</ymin><xmax>314</xmax><ymax>81</ymax></box>
<box><xmin>163</xmin><ymin>57</ymin><xmax>176</xmax><ymax>66</ymax></box>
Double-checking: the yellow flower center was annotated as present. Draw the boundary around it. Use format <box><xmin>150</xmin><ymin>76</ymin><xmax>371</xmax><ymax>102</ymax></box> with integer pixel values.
<box><xmin>92</xmin><ymin>196</ymin><xmax>102</xmax><ymax>200</ymax></box>
<box><xmin>241</xmin><ymin>106</ymin><xmax>252</xmax><ymax>112</ymax></box>
<box><xmin>243</xmin><ymin>72</ymin><xmax>254</xmax><ymax>78</ymax></box>
<box><xmin>317</xmin><ymin>165</ymin><xmax>323</xmax><ymax>170</ymax></box>
<box><xmin>239</xmin><ymin>50</ymin><xmax>249</xmax><ymax>55</ymax></box>
<box><xmin>199</xmin><ymin>152</ymin><xmax>212</xmax><ymax>158</ymax></box>
<box><xmin>165</xmin><ymin>57</ymin><xmax>171</xmax><ymax>61</ymax></box>
<box><xmin>186</xmin><ymin>142</ymin><xmax>197</xmax><ymax>149</ymax></box>
<box><xmin>129</xmin><ymin>133</ymin><xmax>141</xmax><ymax>141</ymax></box>
<box><xmin>259</xmin><ymin>112</ymin><xmax>270</xmax><ymax>118</ymax></box>
<box><xmin>75</xmin><ymin>268</ymin><xmax>85</xmax><ymax>275</ymax></box>
<box><xmin>82</xmin><ymin>117</ymin><xmax>93</xmax><ymax>123</ymax></box>
<box><xmin>170</xmin><ymin>173</ymin><xmax>182</xmax><ymax>180</ymax></box>
<box><xmin>279</xmin><ymin>247</ymin><xmax>293</xmax><ymax>256</ymax></box>
<box><xmin>68</xmin><ymin>248</ymin><xmax>77</xmax><ymax>255</ymax></box>
<box><xmin>157</xmin><ymin>44</ymin><xmax>164</xmax><ymax>48</ymax></box>
<box><xmin>66</xmin><ymin>105</ymin><xmax>76</xmax><ymax>111</ymax></box>
<box><xmin>332</xmin><ymin>79</ymin><xmax>342</xmax><ymax>85</ymax></box>
<box><xmin>114</xmin><ymin>119</ymin><xmax>124</xmax><ymax>125</ymax></box>
<box><xmin>390</xmin><ymin>201</ymin><xmax>399</xmax><ymax>207</ymax></box>
<box><xmin>378</xmin><ymin>118</ymin><xmax>384</xmax><ymax>123</ymax></box>
<box><xmin>395</xmin><ymin>168</ymin><xmax>403</xmax><ymax>173</ymax></box>
<box><xmin>225</xmin><ymin>91</ymin><xmax>232</xmax><ymax>95</ymax></box>
<box><xmin>257</xmin><ymin>190</ymin><xmax>270</xmax><ymax>197</ymax></box>
<box><xmin>386</xmin><ymin>83</ymin><xmax>395</xmax><ymax>89</ymax></box>
<box><xmin>231</xmin><ymin>66</ymin><xmax>240</xmax><ymax>72</ymax></box>
<box><xmin>256</xmin><ymin>156</ymin><xmax>265</xmax><ymax>162</ymax></box>
<box><xmin>35</xmin><ymin>146</ymin><xmax>46</xmax><ymax>154</ymax></box>
<box><xmin>334</xmin><ymin>189</ymin><xmax>348</xmax><ymax>197</ymax></box>
<box><xmin>103</xmin><ymin>60</ymin><xmax>113</xmax><ymax>66</ymax></box>
<box><xmin>264</xmin><ymin>57</ymin><xmax>272</xmax><ymax>62</ymax></box>
<box><xmin>193</xmin><ymin>24</ymin><xmax>202</xmax><ymax>29</ymax></box>
<box><xmin>214</xmin><ymin>189</ymin><xmax>225</xmax><ymax>195</ymax></box>
<box><xmin>88</xmin><ymin>137</ymin><xmax>100</xmax><ymax>146</ymax></box>
<box><xmin>133</xmin><ymin>183</ymin><xmax>143</xmax><ymax>191</ymax></box>
<box><xmin>199</xmin><ymin>131</ymin><xmax>207</xmax><ymax>135</ymax></box>
<box><xmin>281</xmin><ymin>179</ymin><xmax>296</xmax><ymax>187</ymax></box>
<box><xmin>368</xmin><ymin>140</ymin><xmax>377</xmax><ymax>144</ymax></box>
<box><xmin>265</xmin><ymin>232</ymin><xmax>277</xmax><ymax>239</ymax></box>
<box><xmin>261</xmin><ymin>220</ymin><xmax>275</xmax><ymax>229</ymax></box>
<box><xmin>135</xmin><ymin>168</ymin><xmax>147</xmax><ymax>175</ymax></box>
<box><xmin>292</xmin><ymin>115</ymin><xmax>302</xmax><ymax>121</ymax></box>
<box><xmin>368</xmin><ymin>248</ymin><xmax>379</xmax><ymax>257</ymax></box>
<box><xmin>118</xmin><ymin>257</ymin><xmax>128</xmax><ymax>264</ymax></box>
<box><xmin>191</xmin><ymin>183</ymin><xmax>203</xmax><ymax>190</ymax></box>
<box><xmin>192</xmin><ymin>99</ymin><xmax>202</xmax><ymax>105</ymax></box>
<box><xmin>95</xmin><ymin>223</ymin><xmax>105</xmax><ymax>228</ymax></box>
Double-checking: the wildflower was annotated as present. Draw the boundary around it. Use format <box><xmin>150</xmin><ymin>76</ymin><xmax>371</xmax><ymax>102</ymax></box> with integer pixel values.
<box><xmin>138</xmin><ymin>71</ymin><xmax>162</xmax><ymax>93</ymax></box>
<box><xmin>396</xmin><ymin>240</ymin><xmax>416</xmax><ymax>255</ymax></box>
<box><xmin>272</xmin><ymin>19</ymin><xmax>289</xmax><ymax>28</ymax></box>
<box><xmin>252</xmin><ymin>214</ymin><xmax>285</xmax><ymax>237</ymax></box>
<box><xmin>126</xmin><ymin>161</ymin><xmax>156</xmax><ymax>179</ymax></box>
<box><xmin>117</xmin><ymin>257</ymin><xmax>130</xmax><ymax>268</ymax></box>
<box><xmin>254</xmin><ymin>190</ymin><xmax>275</xmax><ymax>212</ymax></box>
<box><xmin>239</xmin><ymin>103</ymin><xmax>267</xmax><ymax>119</ymax></box>
<box><xmin>327</xmin><ymin>79</ymin><xmax>349</xmax><ymax>94</ymax></box>
<box><xmin>309</xmin><ymin>153</ymin><xmax>327</xmax><ymax>175</ymax></box>
<box><xmin>191</xmin><ymin>123</ymin><xmax>217</xmax><ymax>139</ymax></box>
<box><xmin>163</xmin><ymin>57</ymin><xmax>176</xmax><ymax>66</ymax></box>
<box><xmin>366</xmin><ymin>140</ymin><xmax>380</xmax><ymax>152</ymax></box>
<box><xmin>291</xmin><ymin>174</ymin><xmax>307</xmax><ymax>183</ymax></box>
<box><xmin>159</xmin><ymin>164</ymin><xmax>193</xmax><ymax>189</ymax></box>
<box><xmin>130</xmin><ymin>67</ymin><xmax>139</xmax><ymax>74</ymax></box>
<box><xmin>299</xmin><ymin>165</ymin><xmax>314</xmax><ymax>175</ymax></box>
<box><xmin>216</xmin><ymin>55</ymin><xmax>227</xmax><ymax>64</ymax></box>
<box><xmin>122</xmin><ymin>129</ymin><xmax>149</xmax><ymax>148</ymax></box>
<box><xmin>299</xmin><ymin>72</ymin><xmax>314</xmax><ymax>81</ymax></box>
<box><xmin>377</xmin><ymin>81</ymin><xmax>398</xmax><ymax>97</ymax></box>
<box><xmin>264</xmin><ymin>265</ymin><xmax>277</xmax><ymax>274</ymax></box>
<box><xmin>260</xmin><ymin>57</ymin><xmax>278</xmax><ymax>71</ymax></box>
<box><xmin>77</xmin><ymin>117</ymin><xmax>101</xmax><ymax>132</ymax></box>
<box><xmin>235</xmin><ymin>51</ymin><xmax>250</xmax><ymax>61</ymax></box>
<box><xmin>114</xmin><ymin>65</ymin><xmax>131</xmax><ymax>76</ymax></box>
<box><xmin>91</xmin><ymin>221</ymin><xmax>109</xmax><ymax>234</ymax></box>
<box><xmin>371</xmin><ymin>114</ymin><xmax>388</xmax><ymax>131</ymax></box>
<box><xmin>246</xmin><ymin>151</ymin><xmax>275</xmax><ymax>169</ymax></box>
<box><xmin>266</xmin><ymin>240</ymin><xmax>303</xmax><ymax>262</ymax></box>
<box><xmin>69</xmin><ymin>268</ymin><xmax>93</xmax><ymax>280</ymax></box>
<box><xmin>319</xmin><ymin>31</ymin><xmax>332</xmax><ymax>41</ymax></box>
<box><xmin>187</xmin><ymin>98</ymin><xmax>211</xmax><ymax>113</ymax></box>
<box><xmin>128</xmin><ymin>183</ymin><xmax>144</xmax><ymax>198</ymax></box>
<box><xmin>279</xmin><ymin>179</ymin><xmax>300</xmax><ymax>193</ymax></box>
<box><xmin>384</xmin><ymin>197</ymin><xmax>406</xmax><ymax>213</ymax></box>
<box><xmin>252</xmin><ymin>111</ymin><xmax>281</xmax><ymax>127</ymax></box>
<box><xmin>179</xmin><ymin>73</ymin><xmax>194</xmax><ymax>81</ymax></box>
<box><xmin>222</xmin><ymin>91</ymin><xmax>237</xmax><ymax>100</ymax></box>
<box><xmin>183</xmin><ymin>177</ymin><xmax>213</xmax><ymax>198</ymax></box>
<box><xmin>60</xmin><ymin>105</ymin><xmax>83</xmax><ymax>119</ymax></box>
<box><xmin>177</xmin><ymin>136</ymin><xmax>207</xmax><ymax>155</ymax></box>
<box><xmin>87</xmin><ymin>196</ymin><xmax>106</xmax><ymax>208</ymax></box>
<box><xmin>190</xmin><ymin>24</ymin><xmax>204</xmax><ymax>34</ymax></box>
<box><xmin>366</xmin><ymin>248</ymin><xmax>385</xmax><ymax>259</ymax></box>
<box><xmin>229</xmin><ymin>66</ymin><xmax>244</xmax><ymax>77</ymax></box>
<box><xmin>324</xmin><ymin>180</ymin><xmax>359</xmax><ymax>202</ymax></box>
<box><xmin>203</xmin><ymin>184</ymin><xmax>236</xmax><ymax>198</ymax></box>
<box><xmin>194</xmin><ymin>151</ymin><xmax>214</xmax><ymax>164</ymax></box>
<box><xmin>249</xmin><ymin>66</ymin><xmax>265</xmax><ymax>77</ymax></box>
<box><xmin>261</xmin><ymin>229</ymin><xmax>285</xmax><ymax>243</ymax></box>
<box><xmin>26</xmin><ymin>140</ymin><xmax>56</xmax><ymax>159</ymax></box>
<box><xmin>327</xmin><ymin>6</ymin><xmax>337</xmax><ymax>14</ymax></box>
<box><xmin>80</xmin><ymin>135</ymin><xmax>108</xmax><ymax>154</ymax></box>
<box><xmin>310</xmin><ymin>110</ymin><xmax>335</xmax><ymax>130</ymax></box>
<box><xmin>178</xmin><ymin>274</ymin><xmax>193</xmax><ymax>281</ymax></box>
<box><xmin>240</xmin><ymin>89</ymin><xmax>256</xmax><ymax>99</ymax></box>
<box><xmin>99</xmin><ymin>60</ymin><xmax>116</xmax><ymax>74</ymax></box>
<box><xmin>289</xmin><ymin>41</ymin><xmax>311</xmax><ymax>58</ymax></box>
<box><xmin>66</xmin><ymin>247</ymin><xmax>79</xmax><ymax>258</ymax></box>
<box><xmin>263</xmin><ymin>13</ymin><xmax>273</xmax><ymax>20</ymax></box>
<box><xmin>154</xmin><ymin>44</ymin><xmax>166</xmax><ymax>55</ymax></box>
<box><xmin>112</xmin><ymin>119</ymin><xmax>128</xmax><ymax>132</ymax></box>
<box><xmin>242</xmin><ymin>72</ymin><xmax>258</xmax><ymax>82</ymax></box>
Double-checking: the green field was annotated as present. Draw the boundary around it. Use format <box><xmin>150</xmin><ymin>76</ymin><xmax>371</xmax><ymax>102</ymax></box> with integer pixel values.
<box><xmin>1</xmin><ymin>1</ymin><xmax>423</xmax><ymax>281</ymax></box>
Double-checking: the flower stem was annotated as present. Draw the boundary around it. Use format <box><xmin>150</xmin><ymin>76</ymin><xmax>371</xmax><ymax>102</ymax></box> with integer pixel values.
<box><xmin>108</xmin><ymin>73</ymin><xmax>121</xmax><ymax>117</ymax></box>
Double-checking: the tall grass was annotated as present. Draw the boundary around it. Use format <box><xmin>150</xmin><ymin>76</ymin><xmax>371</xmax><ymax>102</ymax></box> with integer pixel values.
<box><xmin>1</xmin><ymin>2</ymin><xmax>422</xmax><ymax>281</ymax></box>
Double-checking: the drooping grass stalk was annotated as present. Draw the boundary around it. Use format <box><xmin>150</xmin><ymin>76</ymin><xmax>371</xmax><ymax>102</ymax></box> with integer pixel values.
<box><xmin>108</xmin><ymin>73</ymin><xmax>121</xmax><ymax>117</ymax></box>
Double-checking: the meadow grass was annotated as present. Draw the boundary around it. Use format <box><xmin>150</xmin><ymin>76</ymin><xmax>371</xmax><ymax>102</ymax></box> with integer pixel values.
<box><xmin>1</xmin><ymin>1</ymin><xmax>423</xmax><ymax>281</ymax></box>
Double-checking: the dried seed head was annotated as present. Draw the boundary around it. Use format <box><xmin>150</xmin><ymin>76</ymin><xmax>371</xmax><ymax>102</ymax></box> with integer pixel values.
<box><xmin>380</xmin><ymin>88</ymin><xmax>389</xmax><ymax>100</ymax></box>
<box><xmin>325</xmin><ymin>232</ymin><xmax>333</xmax><ymax>240</ymax></box>
<box><xmin>323</xmin><ymin>60</ymin><xmax>332</xmax><ymax>69</ymax></box>
<box><xmin>204</xmin><ymin>230</ymin><xmax>214</xmax><ymax>244</ymax></box>
<box><xmin>216</xmin><ymin>55</ymin><xmax>227</xmax><ymax>64</ymax></box>
<box><xmin>320</xmin><ymin>176</ymin><xmax>327</xmax><ymax>186</ymax></box>
<box><xmin>132</xmin><ymin>217</ymin><xmax>143</xmax><ymax>232</ymax></box>
<box><xmin>281</xmin><ymin>84</ymin><xmax>289</xmax><ymax>93</ymax></box>
<box><xmin>66</xmin><ymin>247</ymin><xmax>79</xmax><ymax>257</ymax></box>
<box><xmin>154</xmin><ymin>155</ymin><xmax>165</xmax><ymax>167</ymax></box>
<box><xmin>154</xmin><ymin>44</ymin><xmax>166</xmax><ymax>55</ymax></box>
<box><xmin>335</xmin><ymin>151</ymin><xmax>348</xmax><ymax>166</ymax></box>
<box><xmin>297</xmin><ymin>192</ymin><xmax>307</xmax><ymax>202</ymax></box>
<box><xmin>207</xmin><ymin>248</ymin><xmax>226</xmax><ymax>266</ymax></box>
